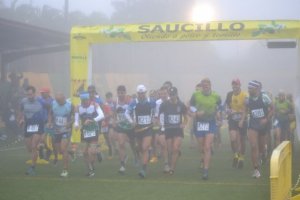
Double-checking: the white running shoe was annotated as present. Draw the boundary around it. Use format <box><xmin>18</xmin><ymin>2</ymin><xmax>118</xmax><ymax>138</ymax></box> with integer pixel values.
<box><xmin>163</xmin><ymin>164</ymin><xmax>170</xmax><ymax>173</ymax></box>
<box><xmin>119</xmin><ymin>166</ymin><xmax>126</xmax><ymax>174</ymax></box>
<box><xmin>60</xmin><ymin>170</ymin><xmax>68</xmax><ymax>178</ymax></box>
<box><xmin>252</xmin><ymin>169</ymin><xmax>261</xmax><ymax>178</ymax></box>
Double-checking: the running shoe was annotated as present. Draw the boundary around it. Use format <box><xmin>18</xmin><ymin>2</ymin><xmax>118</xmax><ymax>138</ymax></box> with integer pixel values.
<box><xmin>252</xmin><ymin>169</ymin><xmax>261</xmax><ymax>178</ymax></box>
<box><xmin>163</xmin><ymin>164</ymin><xmax>170</xmax><ymax>174</ymax></box>
<box><xmin>169</xmin><ymin>170</ymin><xmax>174</xmax><ymax>175</ymax></box>
<box><xmin>138</xmin><ymin>169</ymin><xmax>146</xmax><ymax>179</ymax></box>
<box><xmin>25</xmin><ymin>167</ymin><xmax>36</xmax><ymax>176</ymax></box>
<box><xmin>118</xmin><ymin>166</ymin><xmax>126</xmax><ymax>175</ymax></box>
<box><xmin>232</xmin><ymin>153</ymin><xmax>239</xmax><ymax>168</ymax></box>
<box><xmin>86</xmin><ymin>170</ymin><xmax>95</xmax><ymax>178</ymax></box>
<box><xmin>60</xmin><ymin>170</ymin><xmax>68</xmax><ymax>178</ymax></box>
<box><xmin>202</xmin><ymin>169</ymin><xmax>208</xmax><ymax>180</ymax></box>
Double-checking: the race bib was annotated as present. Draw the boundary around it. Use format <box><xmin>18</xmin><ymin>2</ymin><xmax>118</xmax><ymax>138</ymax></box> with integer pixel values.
<box><xmin>83</xmin><ymin>130</ymin><xmax>96</xmax><ymax>138</ymax></box>
<box><xmin>27</xmin><ymin>124</ymin><xmax>39</xmax><ymax>133</ymax></box>
<box><xmin>197</xmin><ymin>122</ymin><xmax>209</xmax><ymax>131</ymax></box>
<box><xmin>55</xmin><ymin>116</ymin><xmax>67</xmax><ymax>126</ymax></box>
<box><xmin>168</xmin><ymin>115</ymin><xmax>180</xmax><ymax>124</ymax></box>
<box><xmin>137</xmin><ymin>115</ymin><xmax>151</xmax><ymax>125</ymax></box>
<box><xmin>251</xmin><ymin>108</ymin><xmax>265</xmax><ymax>118</ymax></box>
<box><xmin>232</xmin><ymin>113</ymin><xmax>242</xmax><ymax>121</ymax></box>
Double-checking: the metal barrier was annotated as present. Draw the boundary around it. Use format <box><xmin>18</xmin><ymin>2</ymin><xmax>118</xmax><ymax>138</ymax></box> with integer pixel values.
<box><xmin>270</xmin><ymin>141</ymin><xmax>292</xmax><ymax>200</ymax></box>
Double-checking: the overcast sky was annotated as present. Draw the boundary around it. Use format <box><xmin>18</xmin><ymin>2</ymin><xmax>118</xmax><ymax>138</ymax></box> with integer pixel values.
<box><xmin>4</xmin><ymin>0</ymin><xmax>300</xmax><ymax>19</ymax></box>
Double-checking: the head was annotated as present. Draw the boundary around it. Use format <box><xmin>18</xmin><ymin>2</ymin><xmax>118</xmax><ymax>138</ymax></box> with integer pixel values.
<box><xmin>195</xmin><ymin>83</ymin><xmax>202</xmax><ymax>92</ymax></box>
<box><xmin>79</xmin><ymin>92</ymin><xmax>90</xmax><ymax>106</ymax></box>
<box><xmin>136</xmin><ymin>84</ymin><xmax>147</xmax><ymax>100</ymax></box>
<box><xmin>231</xmin><ymin>78</ymin><xmax>241</xmax><ymax>94</ymax></box>
<box><xmin>88</xmin><ymin>85</ymin><xmax>97</xmax><ymax>98</ymax></box>
<box><xmin>159</xmin><ymin>86</ymin><xmax>169</xmax><ymax>101</ymax></box>
<box><xmin>117</xmin><ymin>85</ymin><xmax>126</xmax><ymax>99</ymax></box>
<box><xmin>149</xmin><ymin>90</ymin><xmax>158</xmax><ymax>100</ymax></box>
<box><xmin>40</xmin><ymin>87</ymin><xmax>50</xmax><ymax>98</ymax></box>
<box><xmin>163</xmin><ymin>81</ymin><xmax>172</xmax><ymax>91</ymax></box>
<box><xmin>26</xmin><ymin>86</ymin><xmax>36</xmax><ymax>101</ymax></box>
<box><xmin>248</xmin><ymin>80</ymin><xmax>261</xmax><ymax>97</ymax></box>
<box><xmin>105</xmin><ymin>92</ymin><xmax>113</xmax><ymax>102</ymax></box>
<box><xmin>55</xmin><ymin>92</ymin><xmax>66</xmax><ymax>105</ymax></box>
<box><xmin>201</xmin><ymin>78</ymin><xmax>211</xmax><ymax>95</ymax></box>
<box><xmin>169</xmin><ymin>86</ymin><xmax>178</xmax><ymax>101</ymax></box>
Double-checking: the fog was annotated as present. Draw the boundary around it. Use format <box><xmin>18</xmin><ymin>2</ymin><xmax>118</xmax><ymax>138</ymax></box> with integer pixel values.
<box><xmin>1</xmin><ymin>0</ymin><xmax>299</xmax><ymax>102</ymax></box>
<box><xmin>91</xmin><ymin>40</ymin><xmax>298</xmax><ymax>102</ymax></box>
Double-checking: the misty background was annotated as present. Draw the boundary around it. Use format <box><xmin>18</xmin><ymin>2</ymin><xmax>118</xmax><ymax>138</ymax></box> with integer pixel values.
<box><xmin>0</xmin><ymin>0</ymin><xmax>299</xmax><ymax>101</ymax></box>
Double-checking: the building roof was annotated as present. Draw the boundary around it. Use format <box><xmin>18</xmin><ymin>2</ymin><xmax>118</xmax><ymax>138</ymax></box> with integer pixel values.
<box><xmin>0</xmin><ymin>17</ymin><xmax>69</xmax><ymax>65</ymax></box>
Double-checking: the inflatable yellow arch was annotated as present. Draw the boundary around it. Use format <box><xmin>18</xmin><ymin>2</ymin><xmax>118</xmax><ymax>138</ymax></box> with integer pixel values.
<box><xmin>70</xmin><ymin>20</ymin><xmax>300</xmax><ymax>104</ymax></box>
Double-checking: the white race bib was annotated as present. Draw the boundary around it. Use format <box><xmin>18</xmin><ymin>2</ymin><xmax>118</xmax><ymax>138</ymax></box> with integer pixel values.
<box><xmin>197</xmin><ymin>122</ymin><xmax>209</xmax><ymax>131</ymax></box>
<box><xmin>55</xmin><ymin>116</ymin><xmax>67</xmax><ymax>126</ymax></box>
<box><xmin>251</xmin><ymin>108</ymin><xmax>265</xmax><ymax>118</ymax></box>
<box><xmin>137</xmin><ymin>115</ymin><xmax>151</xmax><ymax>125</ymax></box>
<box><xmin>83</xmin><ymin>130</ymin><xmax>96</xmax><ymax>138</ymax></box>
<box><xmin>27</xmin><ymin>124</ymin><xmax>39</xmax><ymax>133</ymax></box>
<box><xmin>168</xmin><ymin>115</ymin><xmax>180</xmax><ymax>124</ymax></box>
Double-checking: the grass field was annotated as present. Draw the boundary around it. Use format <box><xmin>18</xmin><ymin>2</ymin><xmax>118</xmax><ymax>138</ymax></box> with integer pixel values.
<box><xmin>0</xmin><ymin>127</ymin><xmax>299</xmax><ymax>200</ymax></box>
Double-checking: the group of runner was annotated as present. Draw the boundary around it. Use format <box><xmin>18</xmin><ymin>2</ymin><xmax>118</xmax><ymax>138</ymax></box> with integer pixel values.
<box><xmin>18</xmin><ymin>78</ymin><xmax>296</xmax><ymax>180</ymax></box>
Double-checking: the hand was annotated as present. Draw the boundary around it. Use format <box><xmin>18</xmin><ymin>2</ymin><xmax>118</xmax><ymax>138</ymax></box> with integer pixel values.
<box><xmin>47</xmin><ymin>123</ymin><xmax>53</xmax><ymax>129</ymax></box>
<box><xmin>18</xmin><ymin>119</ymin><xmax>24</xmax><ymax>126</ymax></box>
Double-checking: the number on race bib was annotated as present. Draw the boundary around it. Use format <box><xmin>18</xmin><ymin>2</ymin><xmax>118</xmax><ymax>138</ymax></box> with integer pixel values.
<box><xmin>137</xmin><ymin>115</ymin><xmax>151</xmax><ymax>125</ymax></box>
<box><xmin>197</xmin><ymin>122</ymin><xmax>209</xmax><ymax>131</ymax></box>
<box><xmin>27</xmin><ymin>124</ymin><xmax>39</xmax><ymax>133</ymax></box>
<box><xmin>251</xmin><ymin>109</ymin><xmax>265</xmax><ymax>118</ymax></box>
<box><xmin>55</xmin><ymin>117</ymin><xmax>67</xmax><ymax>126</ymax></box>
<box><xmin>168</xmin><ymin>115</ymin><xmax>180</xmax><ymax>124</ymax></box>
<box><xmin>83</xmin><ymin>130</ymin><xmax>96</xmax><ymax>138</ymax></box>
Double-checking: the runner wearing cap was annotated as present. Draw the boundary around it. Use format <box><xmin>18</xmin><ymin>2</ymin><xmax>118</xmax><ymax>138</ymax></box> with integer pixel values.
<box><xmin>241</xmin><ymin>80</ymin><xmax>273</xmax><ymax>178</ymax></box>
<box><xmin>225</xmin><ymin>79</ymin><xmax>248</xmax><ymax>169</ymax></box>
<box><xmin>189</xmin><ymin>78</ymin><xmax>222</xmax><ymax>180</ymax></box>
<box><xmin>74</xmin><ymin>92</ymin><xmax>104</xmax><ymax>177</ymax></box>
<box><xmin>125</xmin><ymin>84</ymin><xmax>156</xmax><ymax>178</ymax></box>
<box><xmin>159</xmin><ymin>87</ymin><xmax>188</xmax><ymax>175</ymax></box>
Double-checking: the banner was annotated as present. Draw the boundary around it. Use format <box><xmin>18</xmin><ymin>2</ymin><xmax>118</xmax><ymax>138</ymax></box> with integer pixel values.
<box><xmin>71</xmin><ymin>20</ymin><xmax>300</xmax><ymax>44</ymax></box>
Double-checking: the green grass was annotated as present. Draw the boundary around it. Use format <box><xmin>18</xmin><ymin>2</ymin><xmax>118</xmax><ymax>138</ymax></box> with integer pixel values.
<box><xmin>0</xmin><ymin>127</ymin><xmax>299</xmax><ymax>200</ymax></box>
